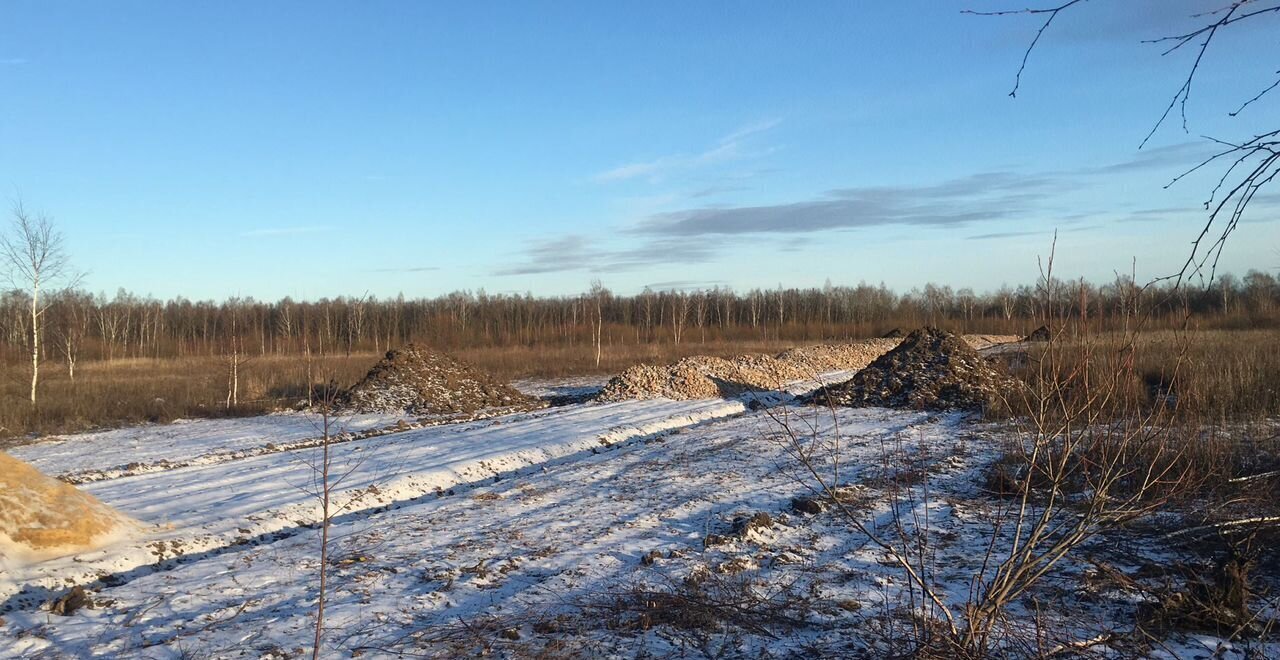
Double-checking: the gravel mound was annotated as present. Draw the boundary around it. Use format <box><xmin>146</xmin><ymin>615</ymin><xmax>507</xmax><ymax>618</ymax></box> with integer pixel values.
<box><xmin>808</xmin><ymin>327</ymin><xmax>1015</xmax><ymax>412</ymax></box>
<box><xmin>881</xmin><ymin>328</ymin><xmax>904</xmax><ymax>338</ymax></box>
<box><xmin>340</xmin><ymin>344</ymin><xmax>539</xmax><ymax>415</ymax></box>
<box><xmin>596</xmin><ymin>339</ymin><xmax>901</xmax><ymax>402</ymax></box>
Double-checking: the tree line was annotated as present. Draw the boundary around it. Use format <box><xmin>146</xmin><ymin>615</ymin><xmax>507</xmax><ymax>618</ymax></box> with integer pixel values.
<box><xmin>2</xmin><ymin>271</ymin><xmax>1278</xmax><ymax>372</ymax></box>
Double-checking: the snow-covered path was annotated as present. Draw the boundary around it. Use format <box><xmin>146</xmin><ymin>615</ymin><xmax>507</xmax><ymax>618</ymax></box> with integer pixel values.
<box><xmin>0</xmin><ymin>395</ymin><xmax>774</xmax><ymax>611</ymax></box>
<box><xmin>8</xmin><ymin>411</ymin><xmax>416</xmax><ymax>482</ymax></box>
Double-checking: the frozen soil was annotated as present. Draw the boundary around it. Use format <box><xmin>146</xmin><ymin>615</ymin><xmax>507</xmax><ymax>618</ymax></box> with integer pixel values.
<box><xmin>2</xmin><ymin>402</ymin><xmax>1270</xmax><ymax>658</ymax></box>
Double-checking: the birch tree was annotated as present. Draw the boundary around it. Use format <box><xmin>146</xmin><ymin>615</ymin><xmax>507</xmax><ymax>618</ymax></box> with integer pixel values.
<box><xmin>0</xmin><ymin>203</ymin><xmax>78</xmax><ymax>405</ymax></box>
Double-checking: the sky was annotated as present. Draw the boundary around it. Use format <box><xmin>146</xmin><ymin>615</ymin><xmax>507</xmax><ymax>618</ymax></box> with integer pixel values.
<box><xmin>1</xmin><ymin>1</ymin><xmax>1277</xmax><ymax>301</ymax></box>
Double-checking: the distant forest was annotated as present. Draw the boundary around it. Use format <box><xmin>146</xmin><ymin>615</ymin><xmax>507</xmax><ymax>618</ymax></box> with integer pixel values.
<box><xmin>2</xmin><ymin>271</ymin><xmax>1278</xmax><ymax>366</ymax></box>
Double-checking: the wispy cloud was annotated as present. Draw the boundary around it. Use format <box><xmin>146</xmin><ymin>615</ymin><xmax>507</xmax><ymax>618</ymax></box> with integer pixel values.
<box><xmin>642</xmin><ymin>279</ymin><xmax>732</xmax><ymax>291</ymax></box>
<box><xmin>632</xmin><ymin>171</ymin><xmax>1073</xmax><ymax>237</ymax></box>
<box><xmin>367</xmin><ymin>266</ymin><xmax>442</xmax><ymax>273</ymax></box>
<box><xmin>1076</xmin><ymin>142</ymin><xmax>1213</xmax><ymax>177</ymax></box>
<box><xmin>239</xmin><ymin>226</ymin><xmax>331</xmax><ymax>238</ymax></box>
<box><xmin>592</xmin><ymin>118</ymin><xmax>782</xmax><ymax>184</ymax></box>
<box><xmin>689</xmin><ymin>184</ymin><xmax>748</xmax><ymax>199</ymax></box>
<box><xmin>966</xmin><ymin>230</ymin><xmax>1043</xmax><ymax>241</ymax></box>
<box><xmin>626</xmin><ymin>143</ymin><xmax>1221</xmax><ymax>239</ymax></box>
<box><xmin>509</xmin><ymin>142</ymin><xmax>1230</xmax><ymax>275</ymax></box>
<box><xmin>493</xmin><ymin>235</ymin><xmax>718</xmax><ymax>276</ymax></box>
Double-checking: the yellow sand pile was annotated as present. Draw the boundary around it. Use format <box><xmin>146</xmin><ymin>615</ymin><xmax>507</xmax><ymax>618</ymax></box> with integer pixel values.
<box><xmin>0</xmin><ymin>452</ymin><xmax>135</xmax><ymax>564</ymax></box>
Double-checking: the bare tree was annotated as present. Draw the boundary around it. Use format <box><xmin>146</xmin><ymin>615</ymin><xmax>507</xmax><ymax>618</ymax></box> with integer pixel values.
<box><xmin>589</xmin><ymin>279</ymin><xmax>606</xmax><ymax>368</ymax></box>
<box><xmin>670</xmin><ymin>291</ymin><xmax>688</xmax><ymax>346</ymax></box>
<box><xmin>52</xmin><ymin>290</ymin><xmax>91</xmax><ymax>382</ymax></box>
<box><xmin>311</xmin><ymin>381</ymin><xmax>338</xmax><ymax>660</ymax></box>
<box><xmin>223</xmin><ymin>298</ymin><xmax>254</xmax><ymax>409</ymax></box>
<box><xmin>0</xmin><ymin>202</ymin><xmax>79</xmax><ymax>404</ymax></box>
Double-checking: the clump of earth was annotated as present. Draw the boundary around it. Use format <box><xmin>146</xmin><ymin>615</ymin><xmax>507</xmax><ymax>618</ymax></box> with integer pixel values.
<box><xmin>807</xmin><ymin>327</ymin><xmax>1017</xmax><ymax>413</ymax></box>
<box><xmin>339</xmin><ymin>344</ymin><xmax>540</xmax><ymax>415</ymax></box>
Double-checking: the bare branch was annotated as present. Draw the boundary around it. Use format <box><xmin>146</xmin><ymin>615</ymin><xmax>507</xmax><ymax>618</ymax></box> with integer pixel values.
<box><xmin>961</xmin><ymin>0</ymin><xmax>1088</xmax><ymax>98</ymax></box>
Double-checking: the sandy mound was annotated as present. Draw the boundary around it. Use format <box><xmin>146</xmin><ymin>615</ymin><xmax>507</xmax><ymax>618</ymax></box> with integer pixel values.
<box><xmin>962</xmin><ymin>334</ymin><xmax>1023</xmax><ymax>351</ymax></box>
<box><xmin>0</xmin><ymin>453</ymin><xmax>135</xmax><ymax>565</ymax></box>
<box><xmin>340</xmin><ymin>344</ymin><xmax>538</xmax><ymax>415</ymax></box>
<box><xmin>597</xmin><ymin>339</ymin><xmax>901</xmax><ymax>402</ymax></box>
<box><xmin>809</xmin><ymin>327</ymin><xmax>1015</xmax><ymax>412</ymax></box>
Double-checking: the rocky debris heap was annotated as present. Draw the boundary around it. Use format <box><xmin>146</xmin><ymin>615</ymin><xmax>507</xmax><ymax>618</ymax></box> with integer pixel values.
<box><xmin>339</xmin><ymin>344</ymin><xmax>539</xmax><ymax>415</ymax></box>
<box><xmin>596</xmin><ymin>339</ymin><xmax>902</xmax><ymax>402</ymax></box>
<box><xmin>881</xmin><ymin>328</ymin><xmax>904</xmax><ymax>338</ymax></box>
<box><xmin>1</xmin><ymin>452</ymin><xmax>136</xmax><ymax>564</ymax></box>
<box><xmin>1025</xmin><ymin>325</ymin><xmax>1051</xmax><ymax>342</ymax></box>
<box><xmin>808</xmin><ymin>327</ymin><xmax>1016</xmax><ymax>412</ymax></box>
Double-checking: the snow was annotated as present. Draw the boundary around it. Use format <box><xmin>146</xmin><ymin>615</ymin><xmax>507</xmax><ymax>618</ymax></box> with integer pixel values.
<box><xmin>5</xmin><ymin>403</ymin><xmax>945</xmax><ymax>657</ymax></box>
<box><xmin>0</xmin><ymin>396</ymin><xmax>759</xmax><ymax>613</ymax></box>
<box><xmin>2</xmin><ymin>378</ymin><xmax>1274</xmax><ymax>658</ymax></box>
<box><xmin>7</xmin><ymin>411</ymin><xmax>414</xmax><ymax>483</ymax></box>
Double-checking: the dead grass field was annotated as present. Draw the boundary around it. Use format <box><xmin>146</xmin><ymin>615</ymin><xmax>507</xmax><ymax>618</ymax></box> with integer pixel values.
<box><xmin>1004</xmin><ymin>329</ymin><xmax>1280</xmax><ymax>423</ymax></box>
<box><xmin>2</xmin><ymin>330</ymin><xmax>1277</xmax><ymax>441</ymax></box>
<box><xmin>0</xmin><ymin>340</ymin><xmax>800</xmax><ymax>440</ymax></box>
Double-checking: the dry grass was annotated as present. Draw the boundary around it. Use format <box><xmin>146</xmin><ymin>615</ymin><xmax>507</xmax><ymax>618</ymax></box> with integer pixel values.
<box><xmin>1002</xmin><ymin>329</ymin><xmax>1280</xmax><ymax>423</ymax></box>
<box><xmin>0</xmin><ymin>340</ymin><xmax>801</xmax><ymax>441</ymax></box>
<box><xmin>3</xmin><ymin>329</ymin><xmax>1277</xmax><ymax>443</ymax></box>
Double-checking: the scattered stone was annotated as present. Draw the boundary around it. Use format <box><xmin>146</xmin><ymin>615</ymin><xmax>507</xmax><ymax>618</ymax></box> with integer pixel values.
<box><xmin>790</xmin><ymin>496</ymin><xmax>825</xmax><ymax>515</ymax></box>
<box><xmin>641</xmin><ymin>550</ymin><xmax>663</xmax><ymax>566</ymax></box>
<box><xmin>717</xmin><ymin>556</ymin><xmax>757</xmax><ymax>575</ymax></box>
<box><xmin>809</xmin><ymin>327</ymin><xmax>1017</xmax><ymax>413</ymax></box>
<box><xmin>533</xmin><ymin>616</ymin><xmax>570</xmax><ymax>635</ymax></box>
<box><xmin>731</xmin><ymin>512</ymin><xmax>773</xmax><ymax>536</ymax></box>
<box><xmin>1025</xmin><ymin>325</ymin><xmax>1051</xmax><ymax>342</ymax></box>
<box><xmin>338</xmin><ymin>344</ymin><xmax>540</xmax><ymax>415</ymax></box>
<box><xmin>47</xmin><ymin>586</ymin><xmax>90</xmax><ymax>616</ymax></box>
<box><xmin>703</xmin><ymin>533</ymin><xmax>731</xmax><ymax>548</ymax></box>
<box><xmin>500</xmin><ymin>628</ymin><xmax>521</xmax><ymax>641</ymax></box>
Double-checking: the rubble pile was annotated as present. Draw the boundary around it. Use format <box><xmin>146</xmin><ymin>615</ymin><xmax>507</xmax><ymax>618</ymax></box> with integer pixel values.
<box><xmin>340</xmin><ymin>344</ymin><xmax>539</xmax><ymax>415</ymax></box>
<box><xmin>808</xmin><ymin>327</ymin><xmax>1016</xmax><ymax>412</ymax></box>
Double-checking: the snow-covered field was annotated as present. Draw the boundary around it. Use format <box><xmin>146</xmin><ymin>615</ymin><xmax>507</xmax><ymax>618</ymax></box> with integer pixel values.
<box><xmin>7</xmin><ymin>411</ymin><xmax>417</xmax><ymax>483</ymax></box>
<box><xmin>1</xmin><ymin>376</ymin><xmax>1274</xmax><ymax>658</ymax></box>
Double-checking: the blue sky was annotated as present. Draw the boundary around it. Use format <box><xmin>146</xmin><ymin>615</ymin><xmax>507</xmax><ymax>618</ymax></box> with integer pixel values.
<box><xmin>1</xmin><ymin>1</ymin><xmax>1277</xmax><ymax>300</ymax></box>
